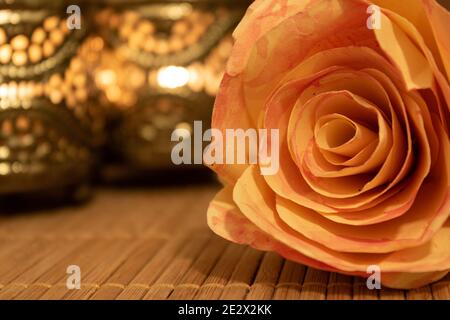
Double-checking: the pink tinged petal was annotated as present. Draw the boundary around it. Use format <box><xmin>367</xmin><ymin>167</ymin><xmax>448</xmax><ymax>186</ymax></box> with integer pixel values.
<box><xmin>232</xmin><ymin>0</ymin><xmax>378</xmax><ymax>129</ymax></box>
<box><xmin>208</xmin><ymin>74</ymin><xmax>253</xmax><ymax>184</ymax></box>
<box><xmin>208</xmin><ymin>186</ymin><xmax>450</xmax><ymax>288</ymax></box>
<box><xmin>207</xmin><ymin>186</ymin><xmax>276</xmax><ymax>251</ymax></box>
<box><xmin>228</xmin><ymin>0</ymin><xmax>311</xmax><ymax>76</ymax></box>
<box><xmin>233</xmin><ymin>165</ymin><xmax>450</xmax><ymax>274</ymax></box>
<box><xmin>206</xmin><ymin>186</ymin><xmax>345</xmax><ymax>273</ymax></box>
<box><xmin>208</xmin><ymin>187</ymin><xmax>450</xmax><ymax>288</ymax></box>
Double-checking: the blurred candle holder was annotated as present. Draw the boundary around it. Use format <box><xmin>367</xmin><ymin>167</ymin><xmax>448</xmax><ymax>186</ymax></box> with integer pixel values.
<box><xmin>0</xmin><ymin>0</ymin><xmax>107</xmax><ymax>195</ymax></box>
<box><xmin>0</xmin><ymin>0</ymin><xmax>250</xmax><ymax>194</ymax></box>
<box><xmin>90</xmin><ymin>0</ymin><xmax>250</xmax><ymax>171</ymax></box>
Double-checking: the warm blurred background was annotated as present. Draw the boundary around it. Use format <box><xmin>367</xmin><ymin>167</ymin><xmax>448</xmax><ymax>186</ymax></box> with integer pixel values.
<box><xmin>0</xmin><ymin>0</ymin><xmax>250</xmax><ymax>201</ymax></box>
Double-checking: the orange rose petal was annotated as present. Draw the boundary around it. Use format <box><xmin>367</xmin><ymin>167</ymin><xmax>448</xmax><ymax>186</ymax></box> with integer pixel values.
<box><xmin>308</xmin><ymin>69</ymin><xmax>414</xmax><ymax>210</ymax></box>
<box><xmin>314</xmin><ymin>113</ymin><xmax>378</xmax><ymax>158</ymax></box>
<box><xmin>421</xmin><ymin>0</ymin><xmax>450</xmax><ymax>82</ymax></box>
<box><xmin>263</xmin><ymin>68</ymin><xmax>344</xmax><ymax>214</ymax></box>
<box><xmin>372</xmin><ymin>0</ymin><xmax>449</xmax><ymax>82</ymax></box>
<box><xmin>420</xmin><ymin>1</ymin><xmax>450</xmax><ymax>133</ymax></box>
<box><xmin>238</xmin><ymin>0</ymin><xmax>378</xmax><ymax>129</ymax></box>
<box><xmin>374</xmin><ymin>12</ymin><xmax>434</xmax><ymax>90</ymax></box>
<box><xmin>408</xmin><ymin>90</ymin><xmax>440</xmax><ymax>165</ymax></box>
<box><xmin>292</xmin><ymin>69</ymin><xmax>438</xmax><ymax>222</ymax></box>
<box><xmin>207</xmin><ymin>74</ymin><xmax>252</xmax><ymax>184</ymax></box>
<box><xmin>292</xmin><ymin>69</ymin><xmax>387</xmax><ymax>173</ymax></box>
<box><xmin>207</xmin><ymin>184</ymin><xmax>449</xmax><ymax>289</ymax></box>
<box><xmin>318</xmin><ymin>93</ymin><xmax>435</xmax><ymax>224</ymax></box>
<box><xmin>380</xmin><ymin>270</ymin><xmax>449</xmax><ymax>290</ymax></box>
<box><xmin>295</xmin><ymin>70</ymin><xmax>407</xmax><ymax>185</ymax></box>
<box><xmin>207</xmin><ymin>186</ymin><xmax>277</xmax><ymax>251</ymax></box>
<box><xmin>207</xmin><ymin>185</ymin><xmax>345</xmax><ymax>274</ymax></box>
<box><xmin>233</xmin><ymin>165</ymin><xmax>450</xmax><ymax>274</ymax></box>
<box><xmin>235</xmin><ymin>0</ymin><xmax>375</xmax><ymax>81</ymax></box>
<box><xmin>319</xmin><ymin>140</ymin><xmax>379</xmax><ymax>167</ymax></box>
<box><xmin>284</xmin><ymin>88</ymin><xmax>402</xmax><ymax>212</ymax></box>
<box><xmin>263</xmin><ymin>54</ymin><xmax>435</xmax><ymax>226</ymax></box>
<box><xmin>371</xmin><ymin>0</ymin><xmax>447</xmax><ymax>75</ymax></box>
<box><xmin>209</xmin><ymin>3</ymin><xmax>388</xmax><ymax>186</ymax></box>
<box><xmin>266</xmin><ymin>138</ymin><xmax>339</xmax><ymax>214</ymax></box>
<box><xmin>363</xmin><ymin>68</ymin><xmax>415</xmax><ymax>183</ymax></box>
<box><xmin>263</xmin><ymin>47</ymin><xmax>402</xmax><ymax>214</ymax></box>
<box><xmin>228</xmin><ymin>0</ymin><xmax>312</xmax><ymax>76</ymax></box>
<box><xmin>376</xmin><ymin>7</ymin><xmax>450</xmax><ymax>130</ymax></box>
<box><xmin>276</xmin><ymin>118</ymin><xmax>448</xmax><ymax>252</ymax></box>
<box><xmin>290</xmin><ymin>91</ymin><xmax>392</xmax><ymax>198</ymax></box>
<box><xmin>291</xmin><ymin>71</ymin><xmax>413</xmax><ymax>213</ymax></box>
<box><xmin>281</xmin><ymin>46</ymin><xmax>401</xmax><ymax>85</ymax></box>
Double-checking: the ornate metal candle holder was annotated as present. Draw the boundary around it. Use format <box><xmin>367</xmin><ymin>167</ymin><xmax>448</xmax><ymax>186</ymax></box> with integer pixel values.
<box><xmin>92</xmin><ymin>0</ymin><xmax>249</xmax><ymax>170</ymax></box>
<box><xmin>0</xmin><ymin>1</ymin><xmax>107</xmax><ymax>194</ymax></box>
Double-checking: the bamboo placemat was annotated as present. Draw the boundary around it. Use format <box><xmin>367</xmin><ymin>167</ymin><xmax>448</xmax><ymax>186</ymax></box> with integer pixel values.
<box><xmin>0</xmin><ymin>184</ymin><xmax>448</xmax><ymax>300</ymax></box>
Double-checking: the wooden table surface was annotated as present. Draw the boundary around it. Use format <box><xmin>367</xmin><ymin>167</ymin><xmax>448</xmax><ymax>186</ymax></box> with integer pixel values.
<box><xmin>0</xmin><ymin>183</ymin><xmax>448</xmax><ymax>300</ymax></box>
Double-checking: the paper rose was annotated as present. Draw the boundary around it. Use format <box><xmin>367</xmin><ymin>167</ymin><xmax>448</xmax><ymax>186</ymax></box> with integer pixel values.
<box><xmin>206</xmin><ymin>0</ymin><xmax>450</xmax><ymax>289</ymax></box>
